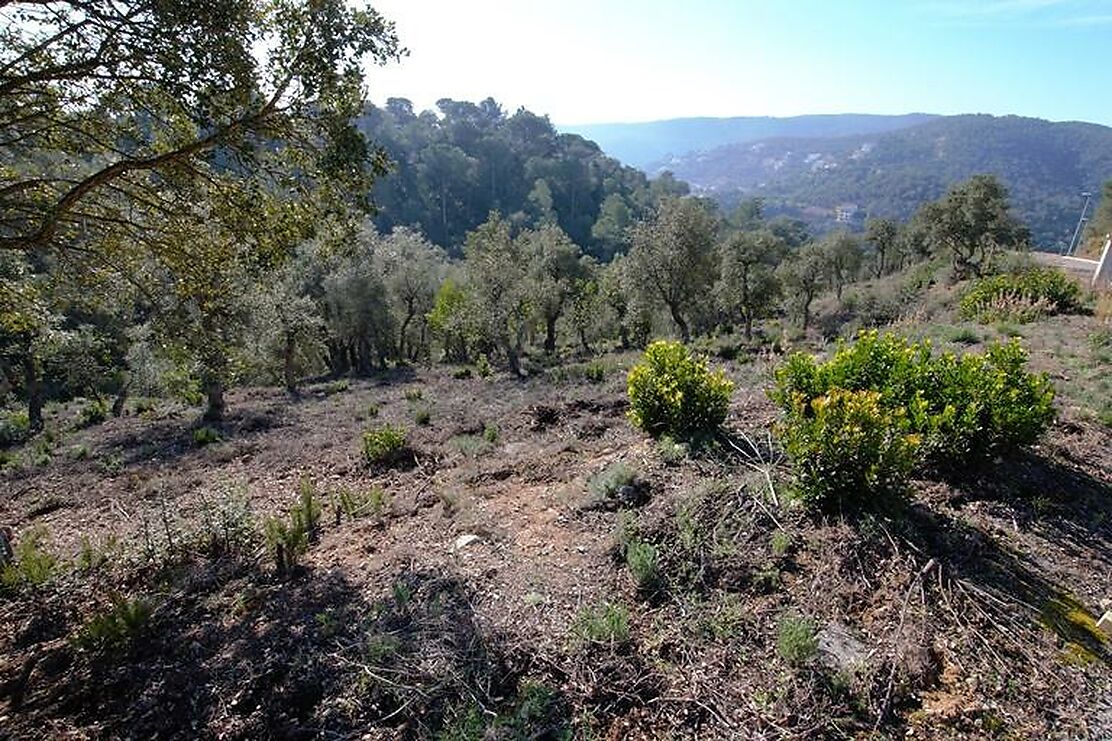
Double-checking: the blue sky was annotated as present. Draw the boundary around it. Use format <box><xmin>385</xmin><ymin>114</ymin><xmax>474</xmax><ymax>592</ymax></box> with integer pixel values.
<box><xmin>367</xmin><ymin>0</ymin><xmax>1112</xmax><ymax>125</ymax></box>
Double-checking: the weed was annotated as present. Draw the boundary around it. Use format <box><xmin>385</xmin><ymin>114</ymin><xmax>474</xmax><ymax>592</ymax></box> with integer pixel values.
<box><xmin>483</xmin><ymin>423</ymin><xmax>499</xmax><ymax>443</ymax></box>
<box><xmin>587</xmin><ymin>461</ymin><xmax>637</xmax><ymax>502</ymax></box>
<box><xmin>0</xmin><ymin>409</ymin><xmax>31</xmax><ymax>446</ymax></box>
<box><xmin>777</xmin><ymin>614</ymin><xmax>818</xmax><ymax>665</ymax></box>
<box><xmin>263</xmin><ymin>478</ymin><xmax>320</xmax><ymax>574</ymax></box>
<box><xmin>404</xmin><ymin>387</ymin><xmax>424</xmax><ymax>402</ymax></box>
<box><xmin>1</xmin><ymin>525</ymin><xmax>57</xmax><ymax>589</ymax></box>
<box><xmin>584</xmin><ymin>360</ymin><xmax>607</xmax><ymax>383</ymax></box>
<box><xmin>70</xmin><ymin>444</ymin><xmax>89</xmax><ymax>460</ymax></box>
<box><xmin>625</xmin><ymin>539</ymin><xmax>659</xmax><ymax>591</ymax></box>
<box><xmin>475</xmin><ymin>354</ymin><xmax>493</xmax><ymax>378</ymax></box>
<box><xmin>770</xmin><ymin>531</ymin><xmax>792</xmax><ymax>558</ymax></box>
<box><xmin>192</xmin><ymin>426</ymin><xmax>222</xmax><ymax>446</ymax></box>
<box><xmin>449</xmin><ymin>433</ymin><xmax>493</xmax><ymax>458</ymax></box>
<box><xmin>413</xmin><ymin>405</ymin><xmax>431</xmax><ymax>425</ymax></box>
<box><xmin>77</xmin><ymin>534</ymin><xmax>117</xmax><ymax>572</ymax></box>
<box><xmin>570</xmin><ymin>601</ymin><xmax>631</xmax><ymax>647</ymax></box>
<box><xmin>366</xmin><ymin>402</ymin><xmax>381</xmax><ymax>418</ymax></box>
<box><xmin>322</xmin><ymin>379</ymin><xmax>349</xmax><ymax>395</ymax></box>
<box><xmin>703</xmin><ymin>593</ymin><xmax>747</xmax><ymax>640</ymax></box>
<box><xmin>97</xmin><ymin>452</ymin><xmax>123</xmax><ymax>476</ymax></box>
<box><xmin>452</xmin><ymin>366</ymin><xmax>473</xmax><ymax>380</ymax></box>
<box><xmin>76</xmin><ymin>399</ymin><xmax>108</xmax><ymax>428</ymax></box>
<box><xmin>948</xmin><ymin>326</ymin><xmax>980</xmax><ymax>345</ymax></box>
<box><xmin>75</xmin><ymin>595</ymin><xmax>152</xmax><ymax>652</ymax></box>
<box><xmin>752</xmin><ymin>565</ymin><xmax>782</xmax><ymax>593</ymax></box>
<box><xmin>655</xmin><ymin>435</ymin><xmax>688</xmax><ymax>466</ymax></box>
<box><xmin>362</xmin><ymin>424</ymin><xmax>409</xmax><ymax>466</ymax></box>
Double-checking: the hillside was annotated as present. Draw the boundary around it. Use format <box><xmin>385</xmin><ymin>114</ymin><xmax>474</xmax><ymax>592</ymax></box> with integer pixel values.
<box><xmin>656</xmin><ymin>114</ymin><xmax>1112</xmax><ymax>249</ymax></box>
<box><xmin>564</xmin><ymin>113</ymin><xmax>937</xmax><ymax>170</ymax></box>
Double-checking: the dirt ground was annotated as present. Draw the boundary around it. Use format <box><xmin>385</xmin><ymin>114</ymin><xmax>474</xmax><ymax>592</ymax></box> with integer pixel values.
<box><xmin>0</xmin><ymin>318</ymin><xmax>1109</xmax><ymax>739</ymax></box>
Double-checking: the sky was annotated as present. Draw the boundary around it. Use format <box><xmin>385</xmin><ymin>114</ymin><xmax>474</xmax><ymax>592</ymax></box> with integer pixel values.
<box><xmin>365</xmin><ymin>0</ymin><xmax>1112</xmax><ymax>126</ymax></box>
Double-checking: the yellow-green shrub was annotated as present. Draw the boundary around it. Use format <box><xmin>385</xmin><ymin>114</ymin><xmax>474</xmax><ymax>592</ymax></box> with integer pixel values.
<box><xmin>627</xmin><ymin>341</ymin><xmax>733</xmax><ymax>438</ymax></box>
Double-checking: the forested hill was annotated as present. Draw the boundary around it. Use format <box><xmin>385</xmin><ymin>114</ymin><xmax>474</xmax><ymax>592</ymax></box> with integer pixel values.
<box><xmin>565</xmin><ymin>113</ymin><xmax>938</xmax><ymax>169</ymax></box>
<box><xmin>357</xmin><ymin>98</ymin><xmax>689</xmax><ymax>257</ymax></box>
<box><xmin>654</xmin><ymin>114</ymin><xmax>1112</xmax><ymax>250</ymax></box>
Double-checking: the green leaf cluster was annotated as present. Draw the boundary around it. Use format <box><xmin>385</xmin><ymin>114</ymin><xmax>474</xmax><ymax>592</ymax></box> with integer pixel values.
<box><xmin>627</xmin><ymin>341</ymin><xmax>734</xmax><ymax>438</ymax></box>
<box><xmin>960</xmin><ymin>267</ymin><xmax>1083</xmax><ymax>323</ymax></box>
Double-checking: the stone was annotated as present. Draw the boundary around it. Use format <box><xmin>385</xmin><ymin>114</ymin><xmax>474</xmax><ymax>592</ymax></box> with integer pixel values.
<box><xmin>1097</xmin><ymin>611</ymin><xmax>1112</xmax><ymax>638</ymax></box>
<box><xmin>452</xmin><ymin>533</ymin><xmax>482</xmax><ymax>551</ymax></box>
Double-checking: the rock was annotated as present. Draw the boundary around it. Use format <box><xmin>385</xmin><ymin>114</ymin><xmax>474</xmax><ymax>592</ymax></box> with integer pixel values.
<box><xmin>817</xmin><ymin>622</ymin><xmax>869</xmax><ymax>673</ymax></box>
<box><xmin>1098</xmin><ymin>611</ymin><xmax>1112</xmax><ymax>638</ymax></box>
<box><xmin>452</xmin><ymin>533</ymin><xmax>482</xmax><ymax>551</ymax></box>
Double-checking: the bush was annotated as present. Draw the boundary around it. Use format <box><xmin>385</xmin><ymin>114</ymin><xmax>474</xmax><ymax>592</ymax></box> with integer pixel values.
<box><xmin>1</xmin><ymin>526</ymin><xmax>57</xmax><ymax>589</ymax></box>
<box><xmin>771</xmin><ymin>332</ymin><xmax>1055</xmax><ymax>506</ymax></box>
<box><xmin>586</xmin><ymin>461</ymin><xmax>637</xmax><ymax>503</ymax></box>
<box><xmin>625</xmin><ymin>540</ymin><xmax>659</xmax><ymax>591</ymax></box>
<box><xmin>76</xmin><ymin>399</ymin><xmax>108</xmax><ymax>429</ymax></box>
<box><xmin>777</xmin><ymin>389</ymin><xmax>920</xmax><ymax>509</ymax></box>
<box><xmin>627</xmin><ymin>341</ymin><xmax>734</xmax><ymax>438</ymax></box>
<box><xmin>0</xmin><ymin>410</ymin><xmax>30</xmax><ymax>446</ymax></box>
<box><xmin>75</xmin><ymin>596</ymin><xmax>152</xmax><ymax>652</ymax></box>
<box><xmin>570</xmin><ymin>601</ymin><xmax>630</xmax><ymax>646</ymax></box>
<box><xmin>362</xmin><ymin>424</ymin><xmax>408</xmax><ymax>466</ymax></box>
<box><xmin>777</xmin><ymin>614</ymin><xmax>818</xmax><ymax>665</ymax></box>
<box><xmin>192</xmin><ymin>426</ymin><xmax>222</xmax><ymax>446</ymax></box>
<box><xmin>960</xmin><ymin>267</ymin><xmax>1083</xmax><ymax>323</ymax></box>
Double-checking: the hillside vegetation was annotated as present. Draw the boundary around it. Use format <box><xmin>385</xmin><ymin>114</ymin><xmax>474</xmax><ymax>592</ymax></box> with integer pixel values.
<box><xmin>656</xmin><ymin>115</ymin><xmax>1112</xmax><ymax>250</ymax></box>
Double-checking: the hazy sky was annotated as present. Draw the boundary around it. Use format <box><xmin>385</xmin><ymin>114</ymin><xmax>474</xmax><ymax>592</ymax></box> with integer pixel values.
<box><xmin>366</xmin><ymin>0</ymin><xmax>1112</xmax><ymax>126</ymax></box>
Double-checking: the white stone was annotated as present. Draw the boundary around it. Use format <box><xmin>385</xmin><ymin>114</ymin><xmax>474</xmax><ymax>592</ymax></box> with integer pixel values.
<box><xmin>452</xmin><ymin>533</ymin><xmax>482</xmax><ymax>551</ymax></box>
<box><xmin>1097</xmin><ymin>611</ymin><xmax>1112</xmax><ymax>638</ymax></box>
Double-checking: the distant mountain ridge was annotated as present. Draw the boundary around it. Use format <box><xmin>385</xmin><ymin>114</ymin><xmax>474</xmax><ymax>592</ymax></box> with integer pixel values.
<box><xmin>653</xmin><ymin>114</ymin><xmax>1112</xmax><ymax>250</ymax></box>
<box><xmin>563</xmin><ymin>113</ymin><xmax>939</xmax><ymax>170</ymax></box>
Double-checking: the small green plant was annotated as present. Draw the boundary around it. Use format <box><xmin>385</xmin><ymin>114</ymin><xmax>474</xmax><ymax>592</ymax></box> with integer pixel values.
<box><xmin>452</xmin><ymin>366</ymin><xmax>473</xmax><ymax>380</ymax></box>
<box><xmin>70</xmin><ymin>444</ymin><xmax>89</xmax><ymax>460</ymax></box>
<box><xmin>770</xmin><ymin>531</ymin><xmax>792</xmax><ymax>557</ymax></box>
<box><xmin>586</xmin><ymin>461</ymin><xmax>637</xmax><ymax>501</ymax></box>
<box><xmin>482</xmin><ymin>423</ymin><xmax>499</xmax><ymax>443</ymax></box>
<box><xmin>362</xmin><ymin>424</ymin><xmax>409</xmax><ymax>466</ymax></box>
<box><xmin>76</xmin><ymin>399</ymin><xmax>108</xmax><ymax>428</ymax></box>
<box><xmin>475</xmin><ymin>354</ymin><xmax>493</xmax><ymax>378</ymax></box>
<box><xmin>449</xmin><ymin>433</ymin><xmax>493</xmax><ymax>458</ymax></box>
<box><xmin>413</xmin><ymin>405</ymin><xmax>431</xmax><ymax>426</ymax></box>
<box><xmin>77</xmin><ymin>534</ymin><xmax>117</xmax><ymax>572</ymax></box>
<box><xmin>1</xmin><ymin>525</ymin><xmax>57</xmax><ymax>589</ymax></box>
<box><xmin>584</xmin><ymin>360</ymin><xmax>607</xmax><ymax>383</ymax></box>
<box><xmin>263</xmin><ymin>478</ymin><xmax>320</xmax><ymax>574</ymax></box>
<box><xmin>75</xmin><ymin>595</ymin><xmax>152</xmax><ymax>652</ymax></box>
<box><xmin>365</xmin><ymin>402</ymin><xmax>381</xmax><ymax>418</ymax></box>
<box><xmin>570</xmin><ymin>601</ymin><xmax>631</xmax><ymax>647</ymax></box>
<box><xmin>0</xmin><ymin>409</ymin><xmax>31</xmax><ymax>446</ymax></box>
<box><xmin>403</xmin><ymin>387</ymin><xmax>424</xmax><ymax>402</ymax></box>
<box><xmin>777</xmin><ymin>614</ymin><xmax>818</xmax><ymax>665</ymax></box>
<box><xmin>655</xmin><ymin>435</ymin><xmax>688</xmax><ymax>465</ymax></box>
<box><xmin>625</xmin><ymin>540</ymin><xmax>659</xmax><ymax>591</ymax></box>
<box><xmin>322</xmin><ymin>379</ymin><xmax>350</xmax><ymax>395</ymax></box>
<box><xmin>703</xmin><ymin>593</ymin><xmax>747</xmax><ymax>640</ymax></box>
<box><xmin>192</xmin><ymin>425</ymin><xmax>222</xmax><ymax>446</ymax></box>
<box><xmin>627</xmin><ymin>340</ymin><xmax>734</xmax><ymax>439</ymax></box>
<box><xmin>947</xmin><ymin>326</ymin><xmax>980</xmax><ymax>345</ymax></box>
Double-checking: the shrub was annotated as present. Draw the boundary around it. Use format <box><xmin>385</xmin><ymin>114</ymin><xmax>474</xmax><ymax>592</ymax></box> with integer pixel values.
<box><xmin>625</xmin><ymin>540</ymin><xmax>659</xmax><ymax>591</ymax></box>
<box><xmin>362</xmin><ymin>424</ymin><xmax>408</xmax><ymax>466</ymax></box>
<box><xmin>960</xmin><ymin>267</ymin><xmax>1083</xmax><ymax>323</ymax></box>
<box><xmin>475</xmin><ymin>354</ymin><xmax>493</xmax><ymax>378</ymax></box>
<box><xmin>0</xmin><ymin>409</ymin><xmax>30</xmax><ymax>446</ymax></box>
<box><xmin>264</xmin><ymin>482</ymin><xmax>320</xmax><ymax>575</ymax></box>
<box><xmin>655</xmin><ymin>435</ymin><xmax>688</xmax><ymax>465</ymax></box>
<box><xmin>403</xmin><ymin>387</ymin><xmax>424</xmax><ymax>402</ymax></box>
<box><xmin>365</xmin><ymin>402</ymin><xmax>381</xmax><ymax>418</ymax></box>
<box><xmin>777</xmin><ymin>614</ymin><xmax>818</xmax><ymax>665</ymax></box>
<box><xmin>584</xmin><ymin>360</ymin><xmax>607</xmax><ymax>383</ymax></box>
<box><xmin>482</xmin><ymin>423</ymin><xmax>499</xmax><ymax>443</ymax></box>
<box><xmin>76</xmin><ymin>399</ymin><xmax>108</xmax><ymax>429</ymax></box>
<box><xmin>570</xmin><ymin>601</ymin><xmax>630</xmax><ymax>646</ymax></box>
<box><xmin>192</xmin><ymin>426</ymin><xmax>222</xmax><ymax>446</ymax></box>
<box><xmin>772</xmin><ymin>331</ymin><xmax>1054</xmax><ymax>468</ymax></box>
<box><xmin>75</xmin><ymin>596</ymin><xmax>152</xmax><ymax>652</ymax></box>
<box><xmin>777</xmin><ymin>389</ymin><xmax>920</xmax><ymax>509</ymax></box>
<box><xmin>627</xmin><ymin>341</ymin><xmax>734</xmax><ymax>438</ymax></box>
<box><xmin>586</xmin><ymin>461</ymin><xmax>637</xmax><ymax>503</ymax></box>
<box><xmin>1</xmin><ymin>526</ymin><xmax>57</xmax><ymax>589</ymax></box>
<box><xmin>452</xmin><ymin>366</ymin><xmax>473</xmax><ymax>380</ymax></box>
<box><xmin>413</xmin><ymin>406</ymin><xmax>431</xmax><ymax>426</ymax></box>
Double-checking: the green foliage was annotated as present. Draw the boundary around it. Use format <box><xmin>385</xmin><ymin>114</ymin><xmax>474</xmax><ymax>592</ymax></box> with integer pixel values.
<box><xmin>482</xmin><ymin>423</ymin><xmax>499</xmax><ymax>443</ymax></box>
<box><xmin>335</xmin><ymin>486</ymin><xmax>390</xmax><ymax>520</ymax></box>
<box><xmin>362</xmin><ymin>424</ymin><xmax>409</xmax><ymax>466</ymax></box>
<box><xmin>76</xmin><ymin>399</ymin><xmax>108</xmax><ymax>429</ymax></box>
<box><xmin>192</xmin><ymin>426</ymin><xmax>222</xmax><ymax>446</ymax></box>
<box><xmin>475</xmin><ymin>354</ymin><xmax>493</xmax><ymax>378</ymax></box>
<box><xmin>777</xmin><ymin>389</ymin><xmax>921</xmax><ymax>508</ymax></box>
<box><xmin>413</xmin><ymin>405</ymin><xmax>431</xmax><ymax>426</ymax></box>
<box><xmin>777</xmin><ymin>615</ymin><xmax>818</xmax><ymax>665</ymax></box>
<box><xmin>584</xmin><ymin>360</ymin><xmax>607</xmax><ymax>383</ymax></box>
<box><xmin>587</xmin><ymin>461</ymin><xmax>637</xmax><ymax>502</ymax></box>
<box><xmin>655</xmin><ymin>435</ymin><xmax>689</xmax><ymax>465</ymax></box>
<box><xmin>625</xmin><ymin>540</ymin><xmax>660</xmax><ymax>591</ymax></box>
<box><xmin>1</xmin><ymin>525</ymin><xmax>57</xmax><ymax>589</ymax></box>
<box><xmin>772</xmin><ymin>331</ymin><xmax>1056</xmax><ymax>504</ymax></box>
<box><xmin>960</xmin><ymin>267</ymin><xmax>1084</xmax><ymax>323</ymax></box>
<box><xmin>627</xmin><ymin>341</ymin><xmax>734</xmax><ymax>438</ymax></box>
<box><xmin>403</xmin><ymin>387</ymin><xmax>424</xmax><ymax>402</ymax></box>
<box><xmin>0</xmin><ymin>409</ymin><xmax>31</xmax><ymax>446</ymax></box>
<box><xmin>570</xmin><ymin>602</ymin><xmax>631</xmax><ymax>647</ymax></box>
<box><xmin>365</xmin><ymin>402</ymin><xmax>381</xmax><ymax>418</ymax></box>
<box><xmin>770</xmin><ymin>531</ymin><xmax>793</xmax><ymax>558</ymax></box>
<box><xmin>75</xmin><ymin>596</ymin><xmax>152</xmax><ymax>653</ymax></box>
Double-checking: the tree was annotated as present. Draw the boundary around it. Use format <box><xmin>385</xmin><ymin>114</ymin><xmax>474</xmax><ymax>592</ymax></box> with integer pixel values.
<box><xmin>524</xmin><ymin>224</ymin><xmax>588</xmax><ymax>354</ymax></box>
<box><xmin>917</xmin><ymin>175</ymin><xmax>1029</xmax><ymax>278</ymax></box>
<box><xmin>1081</xmin><ymin>180</ymin><xmax>1112</xmax><ymax>259</ymax></box>
<box><xmin>716</xmin><ymin>230</ymin><xmax>784</xmax><ymax>340</ymax></box>
<box><xmin>375</xmin><ymin>227</ymin><xmax>446</xmax><ymax>362</ymax></box>
<box><xmin>1</xmin><ymin>0</ymin><xmax>401</xmax><ymax>259</ymax></box>
<box><xmin>626</xmin><ymin>198</ymin><xmax>719</xmax><ymax>343</ymax></box>
<box><xmin>463</xmin><ymin>213</ymin><xmax>530</xmax><ymax>376</ymax></box>
<box><xmin>865</xmin><ymin>218</ymin><xmax>900</xmax><ymax>278</ymax></box>
<box><xmin>777</xmin><ymin>244</ymin><xmax>827</xmax><ymax>330</ymax></box>
<box><xmin>821</xmin><ymin>232</ymin><xmax>864</xmax><ymax>299</ymax></box>
<box><xmin>591</xmin><ymin>194</ymin><xmax>633</xmax><ymax>259</ymax></box>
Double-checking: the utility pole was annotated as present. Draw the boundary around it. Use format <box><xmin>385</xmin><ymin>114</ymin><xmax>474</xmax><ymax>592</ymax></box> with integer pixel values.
<box><xmin>1064</xmin><ymin>191</ymin><xmax>1093</xmax><ymax>256</ymax></box>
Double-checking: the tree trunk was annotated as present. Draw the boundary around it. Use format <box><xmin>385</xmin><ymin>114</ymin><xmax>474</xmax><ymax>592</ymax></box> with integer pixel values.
<box><xmin>203</xmin><ymin>375</ymin><xmax>225</xmax><ymax>422</ymax></box>
<box><xmin>284</xmin><ymin>331</ymin><xmax>297</xmax><ymax>393</ymax></box>
<box><xmin>744</xmin><ymin>313</ymin><xmax>753</xmax><ymax>341</ymax></box>
<box><xmin>23</xmin><ymin>352</ymin><xmax>43</xmax><ymax>433</ymax></box>
<box><xmin>668</xmin><ymin>304</ymin><xmax>690</xmax><ymax>343</ymax></box>
<box><xmin>543</xmin><ymin>314</ymin><xmax>557</xmax><ymax>355</ymax></box>
<box><xmin>111</xmin><ymin>381</ymin><xmax>130</xmax><ymax>417</ymax></box>
<box><xmin>578</xmin><ymin>327</ymin><xmax>592</xmax><ymax>355</ymax></box>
